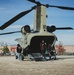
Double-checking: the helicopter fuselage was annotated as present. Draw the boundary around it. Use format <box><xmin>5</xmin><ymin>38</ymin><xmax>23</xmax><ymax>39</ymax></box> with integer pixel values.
<box><xmin>15</xmin><ymin>5</ymin><xmax>57</xmax><ymax>60</ymax></box>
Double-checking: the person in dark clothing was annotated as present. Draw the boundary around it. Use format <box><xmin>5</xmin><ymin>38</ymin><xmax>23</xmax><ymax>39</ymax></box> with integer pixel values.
<box><xmin>48</xmin><ymin>44</ymin><xmax>52</xmax><ymax>59</ymax></box>
<box><xmin>16</xmin><ymin>44</ymin><xmax>22</xmax><ymax>61</ymax></box>
<box><xmin>40</xmin><ymin>40</ymin><xmax>46</xmax><ymax>56</ymax></box>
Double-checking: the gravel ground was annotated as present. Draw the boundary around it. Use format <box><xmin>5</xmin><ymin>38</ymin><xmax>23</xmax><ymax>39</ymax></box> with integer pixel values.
<box><xmin>0</xmin><ymin>55</ymin><xmax>74</xmax><ymax>75</ymax></box>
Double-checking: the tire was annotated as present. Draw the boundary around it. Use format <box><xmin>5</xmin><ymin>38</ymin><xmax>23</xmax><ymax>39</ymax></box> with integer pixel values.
<box><xmin>16</xmin><ymin>55</ymin><xmax>18</xmax><ymax>59</ymax></box>
<box><xmin>22</xmin><ymin>55</ymin><xmax>24</xmax><ymax>60</ymax></box>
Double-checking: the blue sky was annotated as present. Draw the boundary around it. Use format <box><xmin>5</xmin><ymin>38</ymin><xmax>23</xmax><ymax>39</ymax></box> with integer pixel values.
<box><xmin>0</xmin><ymin>0</ymin><xmax>74</xmax><ymax>45</ymax></box>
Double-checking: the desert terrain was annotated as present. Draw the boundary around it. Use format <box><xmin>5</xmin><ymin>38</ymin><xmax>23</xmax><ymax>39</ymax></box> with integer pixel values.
<box><xmin>0</xmin><ymin>55</ymin><xmax>74</xmax><ymax>75</ymax></box>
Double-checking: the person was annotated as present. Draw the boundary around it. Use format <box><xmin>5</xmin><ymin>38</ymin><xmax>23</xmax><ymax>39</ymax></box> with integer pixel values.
<box><xmin>40</xmin><ymin>40</ymin><xmax>46</xmax><ymax>56</ymax></box>
<box><xmin>48</xmin><ymin>44</ymin><xmax>52</xmax><ymax>60</ymax></box>
<box><xmin>16</xmin><ymin>44</ymin><xmax>22</xmax><ymax>61</ymax></box>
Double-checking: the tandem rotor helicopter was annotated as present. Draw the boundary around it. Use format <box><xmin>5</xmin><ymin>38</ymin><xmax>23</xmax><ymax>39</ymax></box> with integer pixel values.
<box><xmin>0</xmin><ymin>0</ymin><xmax>74</xmax><ymax>60</ymax></box>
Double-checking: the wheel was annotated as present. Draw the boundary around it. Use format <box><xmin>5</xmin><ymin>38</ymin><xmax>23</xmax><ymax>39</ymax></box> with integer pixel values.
<box><xmin>22</xmin><ymin>54</ymin><xmax>24</xmax><ymax>60</ymax></box>
<box><xmin>15</xmin><ymin>55</ymin><xmax>18</xmax><ymax>59</ymax></box>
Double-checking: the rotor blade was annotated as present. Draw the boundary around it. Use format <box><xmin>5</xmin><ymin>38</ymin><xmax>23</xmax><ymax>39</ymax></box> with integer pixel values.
<box><xmin>0</xmin><ymin>5</ymin><xmax>36</xmax><ymax>30</ymax></box>
<box><xmin>47</xmin><ymin>4</ymin><xmax>74</xmax><ymax>10</ymax></box>
<box><xmin>0</xmin><ymin>31</ymin><xmax>21</xmax><ymax>35</ymax></box>
<box><xmin>28</xmin><ymin>0</ymin><xmax>41</xmax><ymax>5</ymax></box>
<box><xmin>28</xmin><ymin>0</ymin><xmax>74</xmax><ymax>10</ymax></box>
<box><xmin>56</xmin><ymin>27</ymin><xmax>73</xmax><ymax>30</ymax></box>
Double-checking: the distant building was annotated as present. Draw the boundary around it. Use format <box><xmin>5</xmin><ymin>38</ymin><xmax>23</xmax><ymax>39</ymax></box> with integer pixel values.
<box><xmin>10</xmin><ymin>46</ymin><xmax>17</xmax><ymax>52</ymax></box>
<box><xmin>0</xmin><ymin>46</ymin><xmax>16</xmax><ymax>53</ymax></box>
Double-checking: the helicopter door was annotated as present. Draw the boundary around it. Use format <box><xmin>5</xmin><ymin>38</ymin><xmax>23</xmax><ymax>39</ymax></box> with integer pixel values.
<box><xmin>30</xmin><ymin>36</ymin><xmax>55</xmax><ymax>53</ymax></box>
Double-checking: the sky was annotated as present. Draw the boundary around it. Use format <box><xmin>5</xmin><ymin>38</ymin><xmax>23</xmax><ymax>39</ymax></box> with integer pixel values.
<box><xmin>0</xmin><ymin>0</ymin><xmax>74</xmax><ymax>45</ymax></box>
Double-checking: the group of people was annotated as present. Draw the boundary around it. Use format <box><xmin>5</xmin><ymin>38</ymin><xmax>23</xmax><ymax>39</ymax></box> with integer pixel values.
<box><xmin>40</xmin><ymin>40</ymin><xmax>54</xmax><ymax>59</ymax></box>
<box><xmin>16</xmin><ymin>40</ymin><xmax>54</xmax><ymax>61</ymax></box>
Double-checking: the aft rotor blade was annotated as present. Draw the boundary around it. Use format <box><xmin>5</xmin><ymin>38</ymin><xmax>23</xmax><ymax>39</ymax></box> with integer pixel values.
<box><xmin>0</xmin><ymin>5</ymin><xmax>36</xmax><ymax>30</ymax></box>
<box><xmin>56</xmin><ymin>27</ymin><xmax>73</xmax><ymax>30</ymax></box>
<box><xmin>47</xmin><ymin>5</ymin><xmax>74</xmax><ymax>10</ymax></box>
<box><xmin>28</xmin><ymin>0</ymin><xmax>74</xmax><ymax>10</ymax></box>
<box><xmin>28</xmin><ymin>0</ymin><xmax>41</xmax><ymax>5</ymax></box>
<box><xmin>0</xmin><ymin>31</ymin><xmax>21</xmax><ymax>35</ymax></box>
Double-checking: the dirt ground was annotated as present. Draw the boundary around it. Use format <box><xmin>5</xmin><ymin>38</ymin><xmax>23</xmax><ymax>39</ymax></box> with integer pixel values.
<box><xmin>0</xmin><ymin>55</ymin><xmax>74</xmax><ymax>75</ymax></box>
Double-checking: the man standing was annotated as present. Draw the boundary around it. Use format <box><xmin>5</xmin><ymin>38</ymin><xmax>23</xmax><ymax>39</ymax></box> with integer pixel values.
<box><xmin>16</xmin><ymin>44</ymin><xmax>22</xmax><ymax>61</ymax></box>
<box><xmin>40</xmin><ymin>40</ymin><xmax>46</xmax><ymax>56</ymax></box>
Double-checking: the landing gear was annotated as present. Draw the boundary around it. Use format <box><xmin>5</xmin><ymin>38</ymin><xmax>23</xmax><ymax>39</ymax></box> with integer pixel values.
<box><xmin>21</xmin><ymin>54</ymin><xmax>24</xmax><ymax>60</ymax></box>
<box><xmin>50</xmin><ymin>50</ymin><xmax>56</xmax><ymax>60</ymax></box>
<box><xmin>44</xmin><ymin>49</ymin><xmax>56</xmax><ymax>60</ymax></box>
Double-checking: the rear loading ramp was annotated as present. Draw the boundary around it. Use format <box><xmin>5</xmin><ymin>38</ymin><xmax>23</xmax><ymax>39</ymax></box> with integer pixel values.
<box><xmin>29</xmin><ymin>36</ymin><xmax>55</xmax><ymax>53</ymax></box>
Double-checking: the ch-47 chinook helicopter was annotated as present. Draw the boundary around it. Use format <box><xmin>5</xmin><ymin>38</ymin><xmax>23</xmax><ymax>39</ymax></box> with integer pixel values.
<box><xmin>0</xmin><ymin>0</ymin><xmax>74</xmax><ymax>60</ymax></box>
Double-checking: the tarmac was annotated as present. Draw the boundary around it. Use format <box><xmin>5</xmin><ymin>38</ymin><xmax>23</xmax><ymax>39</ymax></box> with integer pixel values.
<box><xmin>0</xmin><ymin>55</ymin><xmax>74</xmax><ymax>75</ymax></box>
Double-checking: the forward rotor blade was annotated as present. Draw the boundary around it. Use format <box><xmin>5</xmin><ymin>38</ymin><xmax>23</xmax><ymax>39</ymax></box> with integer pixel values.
<box><xmin>47</xmin><ymin>5</ymin><xmax>74</xmax><ymax>10</ymax></box>
<box><xmin>0</xmin><ymin>31</ymin><xmax>21</xmax><ymax>35</ymax></box>
<box><xmin>0</xmin><ymin>5</ymin><xmax>36</xmax><ymax>30</ymax></box>
<box><xmin>56</xmin><ymin>27</ymin><xmax>73</xmax><ymax>30</ymax></box>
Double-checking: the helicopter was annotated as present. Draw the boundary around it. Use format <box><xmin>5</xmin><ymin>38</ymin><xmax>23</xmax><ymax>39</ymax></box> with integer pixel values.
<box><xmin>0</xmin><ymin>0</ymin><xmax>74</xmax><ymax>61</ymax></box>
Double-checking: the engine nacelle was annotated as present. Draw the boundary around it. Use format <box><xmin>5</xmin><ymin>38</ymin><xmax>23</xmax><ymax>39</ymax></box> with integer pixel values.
<box><xmin>21</xmin><ymin>25</ymin><xmax>31</xmax><ymax>34</ymax></box>
<box><xmin>47</xmin><ymin>25</ymin><xmax>56</xmax><ymax>32</ymax></box>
